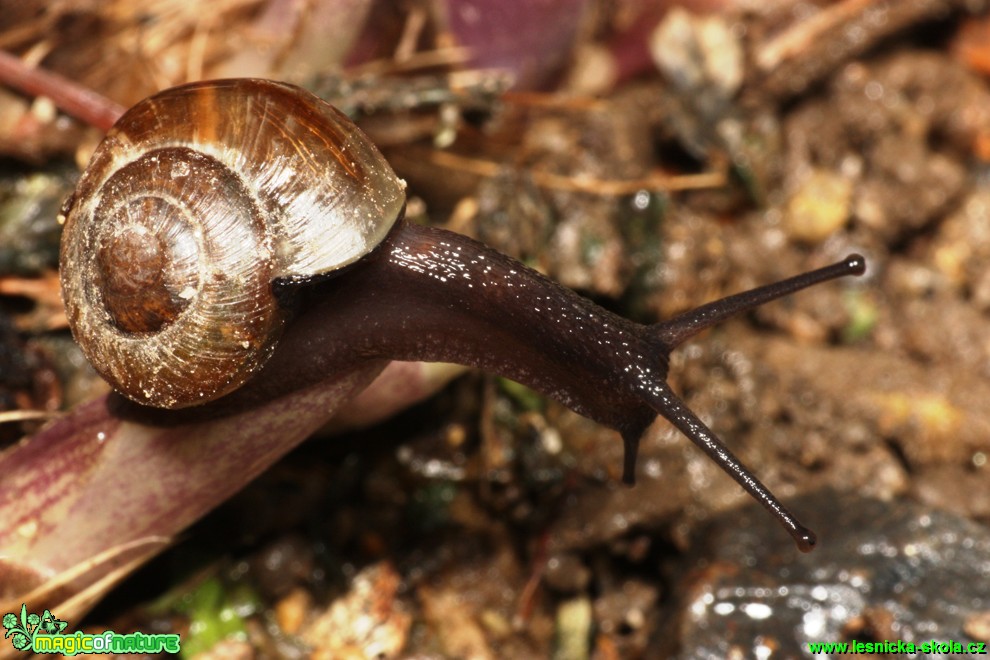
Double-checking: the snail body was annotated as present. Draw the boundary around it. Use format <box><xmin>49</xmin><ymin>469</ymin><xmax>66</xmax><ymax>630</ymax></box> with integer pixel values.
<box><xmin>60</xmin><ymin>79</ymin><xmax>867</xmax><ymax>551</ymax></box>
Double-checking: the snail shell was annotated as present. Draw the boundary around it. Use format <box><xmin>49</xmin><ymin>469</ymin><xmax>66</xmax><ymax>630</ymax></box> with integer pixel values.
<box><xmin>59</xmin><ymin>79</ymin><xmax>406</xmax><ymax>408</ymax></box>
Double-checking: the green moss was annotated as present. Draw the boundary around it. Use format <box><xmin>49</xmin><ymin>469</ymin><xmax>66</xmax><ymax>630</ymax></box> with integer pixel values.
<box><xmin>842</xmin><ymin>290</ymin><xmax>878</xmax><ymax>343</ymax></box>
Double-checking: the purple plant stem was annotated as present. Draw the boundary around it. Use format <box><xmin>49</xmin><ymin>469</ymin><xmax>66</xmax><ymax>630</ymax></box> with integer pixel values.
<box><xmin>0</xmin><ymin>363</ymin><xmax>385</xmax><ymax>597</ymax></box>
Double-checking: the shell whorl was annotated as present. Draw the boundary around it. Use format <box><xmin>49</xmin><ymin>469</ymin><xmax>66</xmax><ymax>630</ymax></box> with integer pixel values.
<box><xmin>60</xmin><ymin>79</ymin><xmax>406</xmax><ymax>408</ymax></box>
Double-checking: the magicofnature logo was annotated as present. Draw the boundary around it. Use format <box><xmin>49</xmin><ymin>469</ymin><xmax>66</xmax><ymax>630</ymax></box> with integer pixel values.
<box><xmin>3</xmin><ymin>604</ymin><xmax>180</xmax><ymax>655</ymax></box>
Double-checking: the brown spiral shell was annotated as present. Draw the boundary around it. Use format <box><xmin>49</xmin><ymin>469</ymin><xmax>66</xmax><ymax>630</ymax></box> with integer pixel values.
<box><xmin>59</xmin><ymin>79</ymin><xmax>406</xmax><ymax>408</ymax></box>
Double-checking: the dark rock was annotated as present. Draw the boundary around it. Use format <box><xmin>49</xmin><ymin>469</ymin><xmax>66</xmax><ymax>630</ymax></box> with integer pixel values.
<box><xmin>664</xmin><ymin>491</ymin><xmax>990</xmax><ymax>658</ymax></box>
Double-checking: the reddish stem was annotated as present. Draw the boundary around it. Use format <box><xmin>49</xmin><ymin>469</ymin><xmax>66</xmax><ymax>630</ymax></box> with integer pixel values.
<box><xmin>0</xmin><ymin>50</ymin><xmax>125</xmax><ymax>132</ymax></box>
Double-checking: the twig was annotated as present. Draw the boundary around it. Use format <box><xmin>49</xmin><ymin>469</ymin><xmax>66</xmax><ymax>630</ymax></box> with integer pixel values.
<box><xmin>0</xmin><ymin>410</ymin><xmax>55</xmax><ymax>424</ymax></box>
<box><xmin>755</xmin><ymin>0</ymin><xmax>874</xmax><ymax>71</ymax></box>
<box><xmin>751</xmin><ymin>0</ymin><xmax>987</xmax><ymax>100</ymax></box>
<box><xmin>0</xmin><ymin>49</ymin><xmax>125</xmax><ymax>132</ymax></box>
<box><xmin>427</xmin><ymin>150</ymin><xmax>726</xmax><ymax>196</ymax></box>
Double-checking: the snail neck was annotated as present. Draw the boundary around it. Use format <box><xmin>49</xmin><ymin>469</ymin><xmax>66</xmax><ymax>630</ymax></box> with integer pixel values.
<box><xmin>290</xmin><ymin>221</ymin><xmax>668</xmax><ymax>441</ymax></box>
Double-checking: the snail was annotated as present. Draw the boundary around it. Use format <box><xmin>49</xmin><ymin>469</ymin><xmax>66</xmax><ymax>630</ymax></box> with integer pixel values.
<box><xmin>59</xmin><ymin>78</ymin><xmax>866</xmax><ymax>552</ymax></box>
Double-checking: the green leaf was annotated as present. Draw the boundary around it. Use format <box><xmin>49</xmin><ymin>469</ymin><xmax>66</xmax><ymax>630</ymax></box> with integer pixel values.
<box><xmin>497</xmin><ymin>378</ymin><xmax>545</xmax><ymax>412</ymax></box>
<box><xmin>172</xmin><ymin>575</ymin><xmax>259</xmax><ymax>658</ymax></box>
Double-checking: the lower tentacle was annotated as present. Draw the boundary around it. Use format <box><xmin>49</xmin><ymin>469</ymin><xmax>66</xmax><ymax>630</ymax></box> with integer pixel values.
<box><xmin>632</xmin><ymin>380</ymin><xmax>817</xmax><ymax>552</ymax></box>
